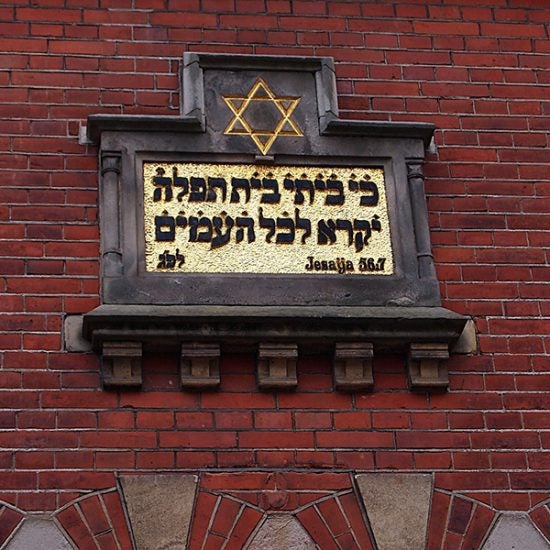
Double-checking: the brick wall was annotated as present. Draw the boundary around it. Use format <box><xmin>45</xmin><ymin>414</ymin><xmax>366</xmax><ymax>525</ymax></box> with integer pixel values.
<box><xmin>1</xmin><ymin>1</ymin><xmax>549</xmax><ymax>547</ymax></box>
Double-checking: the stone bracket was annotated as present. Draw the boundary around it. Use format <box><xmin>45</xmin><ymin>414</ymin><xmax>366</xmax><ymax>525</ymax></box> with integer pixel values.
<box><xmin>257</xmin><ymin>343</ymin><xmax>298</xmax><ymax>390</ymax></box>
<box><xmin>334</xmin><ymin>342</ymin><xmax>374</xmax><ymax>391</ymax></box>
<box><xmin>407</xmin><ymin>342</ymin><xmax>449</xmax><ymax>391</ymax></box>
<box><xmin>180</xmin><ymin>342</ymin><xmax>221</xmax><ymax>390</ymax></box>
<box><xmin>86</xmin><ymin>305</ymin><xmax>468</xmax><ymax>392</ymax></box>
<box><xmin>101</xmin><ymin>341</ymin><xmax>142</xmax><ymax>388</ymax></box>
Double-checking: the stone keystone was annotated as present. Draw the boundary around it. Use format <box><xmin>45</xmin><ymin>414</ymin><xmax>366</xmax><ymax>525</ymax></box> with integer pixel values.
<box><xmin>356</xmin><ymin>473</ymin><xmax>432</xmax><ymax>550</ymax></box>
<box><xmin>120</xmin><ymin>474</ymin><xmax>197</xmax><ymax>550</ymax></box>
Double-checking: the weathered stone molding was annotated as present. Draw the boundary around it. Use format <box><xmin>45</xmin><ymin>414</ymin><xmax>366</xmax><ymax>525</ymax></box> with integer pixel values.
<box><xmin>333</xmin><ymin>342</ymin><xmax>374</xmax><ymax>391</ymax></box>
<box><xmin>100</xmin><ymin>152</ymin><xmax>123</xmax><ymax>278</ymax></box>
<box><xmin>407</xmin><ymin>342</ymin><xmax>450</xmax><ymax>391</ymax></box>
<box><xmin>407</xmin><ymin>162</ymin><xmax>437</xmax><ymax>280</ymax></box>
<box><xmin>257</xmin><ymin>343</ymin><xmax>299</xmax><ymax>390</ymax></box>
<box><xmin>180</xmin><ymin>342</ymin><xmax>221</xmax><ymax>390</ymax></box>
<box><xmin>84</xmin><ymin>304</ymin><xmax>467</xmax><ymax>391</ymax></box>
<box><xmin>101</xmin><ymin>341</ymin><xmax>142</xmax><ymax>388</ymax></box>
<box><xmin>84</xmin><ymin>52</ymin><xmax>469</xmax><ymax>393</ymax></box>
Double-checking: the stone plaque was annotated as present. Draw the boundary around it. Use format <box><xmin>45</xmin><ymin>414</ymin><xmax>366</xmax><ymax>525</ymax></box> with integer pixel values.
<box><xmin>144</xmin><ymin>162</ymin><xmax>393</xmax><ymax>275</ymax></box>
<box><xmin>85</xmin><ymin>52</ymin><xmax>448</xmax><ymax>309</ymax></box>
<box><xmin>84</xmin><ymin>53</ymin><xmax>469</xmax><ymax>392</ymax></box>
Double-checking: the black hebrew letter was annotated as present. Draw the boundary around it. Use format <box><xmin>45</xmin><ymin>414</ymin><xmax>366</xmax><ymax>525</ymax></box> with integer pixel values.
<box><xmin>155</xmin><ymin>212</ymin><xmax>175</xmax><ymax>241</ymax></box>
<box><xmin>211</xmin><ymin>215</ymin><xmax>234</xmax><ymax>249</ymax></box>
<box><xmin>157</xmin><ymin>250</ymin><xmax>176</xmax><ymax>268</ymax></box>
<box><xmin>207</xmin><ymin>177</ymin><xmax>227</xmax><ymax>203</ymax></box>
<box><xmin>325</xmin><ymin>177</ymin><xmax>344</xmax><ymax>205</ymax></box>
<box><xmin>176</xmin><ymin>214</ymin><xmax>187</xmax><ymax>229</ymax></box>
<box><xmin>314</xmin><ymin>175</ymin><xmax>326</xmax><ymax>191</ymax></box>
<box><xmin>153</xmin><ymin>167</ymin><xmax>173</xmax><ymax>202</ymax></box>
<box><xmin>359</xmin><ymin>179</ymin><xmax>379</xmax><ymax>206</ymax></box>
<box><xmin>189</xmin><ymin>177</ymin><xmax>207</xmax><ymax>202</ymax></box>
<box><xmin>259</xmin><ymin>207</ymin><xmax>276</xmax><ymax>243</ymax></box>
<box><xmin>188</xmin><ymin>215</ymin><xmax>213</xmax><ymax>242</ymax></box>
<box><xmin>353</xmin><ymin>219</ymin><xmax>372</xmax><ymax>253</ymax></box>
<box><xmin>295</xmin><ymin>176</ymin><xmax>315</xmax><ymax>205</ymax></box>
<box><xmin>173</xmin><ymin>167</ymin><xmax>188</xmax><ymax>202</ymax></box>
<box><xmin>236</xmin><ymin>216</ymin><xmax>255</xmax><ymax>243</ymax></box>
<box><xmin>283</xmin><ymin>175</ymin><xmax>295</xmax><ymax>192</ymax></box>
<box><xmin>250</xmin><ymin>175</ymin><xmax>261</xmax><ymax>190</ymax></box>
<box><xmin>165</xmin><ymin>251</ymin><xmax>176</xmax><ymax>268</ymax></box>
<box><xmin>317</xmin><ymin>219</ymin><xmax>336</xmax><ymax>245</ymax></box>
<box><xmin>230</xmin><ymin>178</ymin><xmax>251</xmax><ymax>203</ymax></box>
<box><xmin>275</xmin><ymin>213</ymin><xmax>295</xmax><ymax>244</ymax></box>
<box><xmin>196</xmin><ymin>216</ymin><xmax>213</xmax><ymax>242</ymax></box>
<box><xmin>295</xmin><ymin>208</ymin><xmax>311</xmax><ymax>244</ymax></box>
<box><xmin>157</xmin><ymin>250</ymin><xmax>169</xmax><ymax>269</ymax></box>
<box><xmin>175</xmin><ymin>248</ymin><xmax>185</xmax><ymax>268</ymax></box>
<box><xmin>261</xmin><ymin>176</ymin><xmax>281</xmax><ymax>204</ymax></box>
<box><xmin>336</xmin><ymin>219</ymin><xmax>354</xmax><ymax>246</ymax></box>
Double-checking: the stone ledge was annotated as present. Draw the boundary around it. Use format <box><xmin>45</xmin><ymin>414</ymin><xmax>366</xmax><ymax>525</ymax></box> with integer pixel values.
<box><xmin>87</xmin><ymin>114</ymin><xmax>204</xmax><ymax>143</ymax></box>
<box><xmin>83</xmin><ymin>305</ymin><xmax>468</xmax><ymax>392</ymax></box>
<box><xmin>83</xmin><ymin>304</ymin><xmax>467</xmax><ymax>351</ymax></box>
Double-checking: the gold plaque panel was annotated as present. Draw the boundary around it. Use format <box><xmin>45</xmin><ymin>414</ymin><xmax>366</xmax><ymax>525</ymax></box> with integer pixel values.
<box><xmin>144</xmin><ymin>163</ymin><xmax>394</xmax><ymax>275</ymax></box>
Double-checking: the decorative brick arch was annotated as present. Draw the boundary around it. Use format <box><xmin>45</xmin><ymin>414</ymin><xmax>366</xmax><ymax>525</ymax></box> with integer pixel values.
<box><xmin>187</xmin><ymin>472</ymin><xmax>375</xmax><ymax>548</ymax></box>
<box><xmin>529</xmin><ymin>498</ymin><xmax>550</xmax><ymax>543</ymax></box>
<box><xmin>0</xmin><ymin>502</ymin><xmax>25</xmax><ymax>547</ymax></box>
<box><xmin>54</xmin><ymin>488</ymin><xmax>133</xmax><ymax>549</ymax></box>
<box><xmin>427</xmin><ymin>491</ymin><xmax>498</xmax><ymax>549</ymax></box>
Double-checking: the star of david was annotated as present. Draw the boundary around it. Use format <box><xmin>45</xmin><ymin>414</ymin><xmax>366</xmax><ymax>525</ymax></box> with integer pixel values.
<box><xmin>222</xmin><ymin>78</ymin><xmax>303</xmax><ymax>155</ymax></box>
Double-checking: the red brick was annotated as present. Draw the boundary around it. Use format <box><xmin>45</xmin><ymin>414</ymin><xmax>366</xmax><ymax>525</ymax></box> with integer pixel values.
<box><xmin>376</xmin><ymin>451</ymin><xmax>413</xmax><ymax>469</ymax></box>
<box><xmin>297</xmin><ymin>506</ymin><xmax>340</xmax><ymax>549</ymax></box>
<box><xmin>160</xmin><ymin>431</ymin><xmax>236</xmax><ymax>449</ymax></box>
<box><xmin>56</xmin><ymin>506</ymin><xmax>96</xmax><ymax>549</ymax></box>
<box><xmin>427</xmin><ymin>491</ymin><xmax>451</xmax><ymax>550</ymax></box>
<box><xmin>215</xmin><ymin>411</ymin><xmax>252</xmax><ymax>429</ymax></box>
<box><xmin>530</xmin><ymin>507</ymin><xmax>550</xmax><ymax>541</ymax></box>
<box><xmin>461</xmin><ymin>505</ymin><xmax>496</xmax><ymax>549</ymax></box>
<box><xmin>56</xmin><ymin>451</ymin><xmax>94</xmax><ymax>469</ymax></box>
<box><xmin>294</xmin><ymin>411</ymin><xmax>331</xmax><ymax>429</ymax></box>
<box><xmin>15</xmin><ymin>451</ymin><xmax>54</xmax><ymax>469</ymax></box>
<box><xmin>338</xmin><ymin>492</ymin><xmax>373</xmax><ymax>547</ymax></box>
<box><xmin>96</xmin><ymin>451</ymin><xmax>135</xmax><ymax>469</ymax></box>
<box><xmin>318</xmin><ymin>432</ymin><xmax>394</xmax><ymax>449</ymax></box>
<box><xmin>81</xmin><ymin>432</ymin><xmax>157</xmax><ymax>449</ymax></box>
<box><xmin>0</xmin><ymin>507</ymin><xmax>25</xmax><ymax>546</ymax></box>
<box><xmin>210</xmin><ymin>497</ymin><xmax>242</xmax><ymax>537</ymax></box>
<box><xmin>240</xmin><ymin>431</ymin><xmax>314</xmax><ymax>449</ymax></box>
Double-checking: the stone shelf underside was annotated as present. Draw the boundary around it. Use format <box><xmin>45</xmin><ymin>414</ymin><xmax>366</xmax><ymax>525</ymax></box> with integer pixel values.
<box><xmin>83</xmin><ymin>305</ymin><xmax>468</xmax><ymax>392</ymax></box>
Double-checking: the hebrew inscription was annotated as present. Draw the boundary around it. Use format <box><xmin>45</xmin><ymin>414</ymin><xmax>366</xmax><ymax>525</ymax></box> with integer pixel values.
<box><xmin>144</xmin><ymin>163</ymin><xmax>394</xmax><ymax>275</ymax></box>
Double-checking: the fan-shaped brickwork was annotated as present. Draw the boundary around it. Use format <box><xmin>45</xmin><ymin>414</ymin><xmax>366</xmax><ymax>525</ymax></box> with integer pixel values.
<box><xmin>0</xmin><ymin>503</ymin><xmax>24</xmax><ymax>547</ymax></box>
<box><xmin>54</xmin><ymin>489</ymin><xmax>133</xmax><ymax>549</ymax></box>
<box><xmin>187</xmin><ymin>472</ymin><xmax>375</xmax><ymax>549</ymax></box>
<box><xmin>529</xmin><ymin>500</ymin><xmax>550</xmax><ymax>543</ymax></box>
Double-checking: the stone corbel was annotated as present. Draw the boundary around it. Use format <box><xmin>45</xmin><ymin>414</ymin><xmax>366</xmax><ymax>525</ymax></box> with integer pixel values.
<box><xmin>333</xmin><ymin>342</ymin><xmax>374</xmax><ymax>391</ymax></box>
<box><xmin>257</xmin><ymin>343</ymin><xmax>298</xmax><ymax>390</ymax></box>
<box><xmin>101</xmin><ymin>341</ymin><xmax>142</xmax><ymax>388</ymax></box>
<box><xmin>407</xmin><ymin>343</ymin><xmax>449</xmax><ymax>391</ymax></box>
<box><xmin>180</xmin><ymin>343</ymin><xmax>221</xmax><ymax>390</ymax></box>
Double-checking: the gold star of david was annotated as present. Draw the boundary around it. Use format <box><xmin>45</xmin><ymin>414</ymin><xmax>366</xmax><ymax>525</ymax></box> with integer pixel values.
<box><xmin>222</xmin><ymin>78</ymin><xmax>303</xmax><ymax>155</ymax></box>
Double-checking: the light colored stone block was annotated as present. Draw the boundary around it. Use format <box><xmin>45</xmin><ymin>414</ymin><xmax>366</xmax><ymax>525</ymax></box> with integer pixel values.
<box><xmin>482</xmin><ymin>513</ymin><xmax>549</xmax><ymax>550</ymax></box>
<box><xmin>451</xmin><ymin>319</ymin><xmax>477</xmax><ymax>354</ymax></box>
<box><xmin>120</xmin><ymin>474</ymin><xmax>197</xmax><ymax>550</ymax></box>
<box><xmin>64</xmin><ymin>315</ymin><xmax>92</xmax><ymax>352</ymax></box>
<box><xmin>356</xmin><ymin>473</ymin><xmax>432</xmax><ymax>550</ymax></box>
<box><xmin>246</xmin><ymin>515</ymin><xmax>315</xmax><ymax>550</ymax></box>
<box><xmin>4</xmin><ymin>517</ymin><xmax>73</xmax><ymax>550</ymax></box>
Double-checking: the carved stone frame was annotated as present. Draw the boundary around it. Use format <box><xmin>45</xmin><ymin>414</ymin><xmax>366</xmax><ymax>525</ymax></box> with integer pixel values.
<box><xmin>84</xmin><ymin>53</ymin><xmax>468</xmax><ymax>391</ymax></box>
